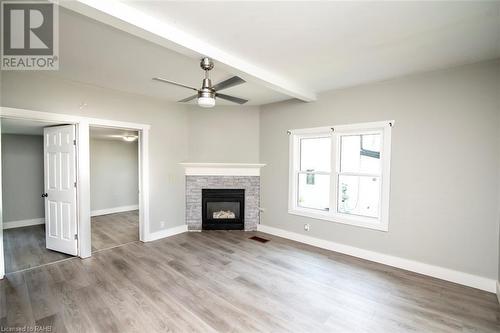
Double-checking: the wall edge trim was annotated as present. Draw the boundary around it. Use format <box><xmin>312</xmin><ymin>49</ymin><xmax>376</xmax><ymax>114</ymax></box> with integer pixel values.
<box><xmin>496</xmin><ymin>281</ymin><xmax>500</xmax><ymax>305</ymax></box>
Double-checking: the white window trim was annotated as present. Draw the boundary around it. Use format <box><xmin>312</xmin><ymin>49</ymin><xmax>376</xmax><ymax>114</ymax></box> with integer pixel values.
<box><xmin>288</xmin><ymin>120</ymin><xmax>393</xmax><ymax>231</ymax></box>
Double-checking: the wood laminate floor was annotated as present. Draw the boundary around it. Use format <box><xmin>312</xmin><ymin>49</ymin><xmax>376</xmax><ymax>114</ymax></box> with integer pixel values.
<box><xmin>1</xmin><ymin>230</ymin><xmax>499</xmax><ymax>332</ymax></box>
<box><xmin>3</xmin><ymin>211</ymin><xmax>139</xmax><ymax>274</ymax></box>
<box><xmin>91</xmin><ymin>210</ymin><xmax>139</xmax><ymax>252</ymax></box>
<box><xmin>3</xmin><ymin>225</ymin><xmax>71</xmax><ymax>274</ymax></box>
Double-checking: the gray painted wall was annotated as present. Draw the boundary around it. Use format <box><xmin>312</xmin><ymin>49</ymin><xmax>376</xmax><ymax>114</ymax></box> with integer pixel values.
<box><xmin>2</xmin><ymin>62</ymin><xmax>499</xmax><ymax>283</ymax></box>
<box><xmin>260</xmin><ymin>60</ymin><xmax>500</xmax><ymax>280</ymax></box>
<box><xmin>90</xmin><ymin>138</ymin><xmax>138</xmax><ymax>211</ymax></box>
<box><xmin>186</xmin><ymin>106</ymin><xmax>260</xmax><ymax>163</ymax></box>
<box><xmin>1</xmin><ymin>134</ymin><xmax>44</xmax><ymax>222</ymax></box>
<box><xmin>0</xmin><ymin>72</ymin><xmax>261</xmax><ymax>233</ymax></box>
<box><xmin>1</xmin><ymin>72</ymin><xmax>189</xmax><ymax>233</ymax></box>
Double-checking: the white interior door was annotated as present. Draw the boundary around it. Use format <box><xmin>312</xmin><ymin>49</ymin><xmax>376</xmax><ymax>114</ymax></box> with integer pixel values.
<box><xmin>44</xmin><ymin>125</ymin><xmax>78</xmax><ymax>255</ymax></box>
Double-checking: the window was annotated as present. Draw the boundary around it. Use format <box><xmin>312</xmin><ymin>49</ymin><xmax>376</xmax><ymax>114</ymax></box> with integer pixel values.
<box><xmin>297</xmin><ymin>136</ymin><xmax>331</xmax><ymax>211</ymax></box>
<box><xmin>288</xmin><ymin>121</ymin><xmax>393</xmax><ymax>231</ymax></box>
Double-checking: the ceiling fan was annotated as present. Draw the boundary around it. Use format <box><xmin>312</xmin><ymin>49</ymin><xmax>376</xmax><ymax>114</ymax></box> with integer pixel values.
<box><xmin>153</xmin><ymin>57</ymin><xmax>248</xmax><ymax>108</ymax></box>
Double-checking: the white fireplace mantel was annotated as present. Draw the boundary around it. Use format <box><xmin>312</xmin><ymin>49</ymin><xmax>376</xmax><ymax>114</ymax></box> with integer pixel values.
<box><xmin>180</xmin><ymin>162</ymin><xmax>266</xmax><ymax>176</ymax></box>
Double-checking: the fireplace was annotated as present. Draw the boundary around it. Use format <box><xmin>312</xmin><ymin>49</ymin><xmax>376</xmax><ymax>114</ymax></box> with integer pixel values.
<box><xmin>202</xmin><ymin>189</ymin><xmax>244</xmax><ymax>230</ymax></box>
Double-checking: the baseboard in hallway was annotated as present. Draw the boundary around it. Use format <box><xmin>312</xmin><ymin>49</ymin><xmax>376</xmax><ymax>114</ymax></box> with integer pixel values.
<box><xmin>3</xmin><ymin>217</ymin><xmax>44</xmax><ymax>229</ymax></box>
<box><xmin>91</xmin><ymin>205</ymin><xmax>139</xmax><ymax>217</ymax></box>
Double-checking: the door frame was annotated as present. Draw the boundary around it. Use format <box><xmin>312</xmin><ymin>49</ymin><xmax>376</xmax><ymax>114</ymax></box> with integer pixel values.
<box><xmin>89</xmin><ymin>123</ymin><xmax>148</xmax><ymax>245</ymax></box>
<box><xmin>0</xmin><ymin>107</ymin><xmax>151</xmax><ymax>279</ymax></box>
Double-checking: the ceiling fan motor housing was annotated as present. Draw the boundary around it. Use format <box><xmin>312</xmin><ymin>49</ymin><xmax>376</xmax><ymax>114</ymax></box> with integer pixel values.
<box><xmin>200</xmin><ymin>57</ymin><xmax>214</xmax><ymax>71</ymax></box>
<box><xmin>199</xmin><ymin>78</ymin><xmax>215</xmax><ymax>99</ymax></box>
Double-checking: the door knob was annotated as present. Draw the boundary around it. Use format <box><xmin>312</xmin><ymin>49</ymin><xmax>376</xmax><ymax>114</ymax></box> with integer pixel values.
<box><xmin>41</xmin><ymin>193</ymin><xmax>48</xmax><ymax>198</ymax></box>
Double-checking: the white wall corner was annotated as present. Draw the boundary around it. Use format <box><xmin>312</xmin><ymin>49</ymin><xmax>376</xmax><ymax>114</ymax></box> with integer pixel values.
<box><xmin>496</xmin><ymin>280</ymin><xmax>500</xmax><ymax>305</ymax></box>
<box><xmin>257</xmin><ymin>224</ymin><xmax>497</xmax><ymax>293</ymax></box>
<box><xmin>145</xmin><ymin>224</ymin><xmax>187</xmax><ymax>242</ymax></box>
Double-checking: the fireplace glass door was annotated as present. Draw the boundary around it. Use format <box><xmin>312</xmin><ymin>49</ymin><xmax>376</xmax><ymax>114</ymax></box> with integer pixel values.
<box><xmin>202</xmin><ymin>189</ymin><xmax>245</xmax><ymax>230</ymax></box>
<box><xmin>206</xmin><ymin>202</ymin><xmax>240</xmax><ymax>220</ymax></box>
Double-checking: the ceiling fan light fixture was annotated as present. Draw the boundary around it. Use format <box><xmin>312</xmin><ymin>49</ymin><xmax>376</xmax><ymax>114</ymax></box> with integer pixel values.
<box><xmin>197</xmin><ymin>96</ymin><xmax>215</xmax><ymax>108</ymax></box>
<box><xmin>153</xmin><ymin>57</ymin><xmax>248</xmax><ymax>107</ymax></box>
<box><xmin>197</xmin><ymin>88</ymin><xmax>216</xmax><ymax>108</ymax></box>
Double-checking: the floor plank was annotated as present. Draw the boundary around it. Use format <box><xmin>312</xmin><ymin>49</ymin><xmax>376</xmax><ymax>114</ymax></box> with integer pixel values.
<box><xmin>3</xmin><ymin>211</ymin><xmax>139</xmax><ymax>274</ymax></box>
<box><xmin>1</xmin><ymin>230</ymin><xmax>499</xmax><ymax>332</ymax></box>
<box><xmin>91</xmin><ymin>210</ymin><xmax>139</xmax><ymax>252</ymax></box>
<box><xmin>3</xmin><ymin>225</ymin><xmax>71</xmax><ymax>274</ymax></box>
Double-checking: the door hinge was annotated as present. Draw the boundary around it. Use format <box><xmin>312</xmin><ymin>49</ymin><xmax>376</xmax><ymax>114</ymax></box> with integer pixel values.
<box><xmin>74</xmin><ymin>182</ymin><xmax>77</xmax><ymax>188</ymax></box>
<box><xmin>74</xmin><ymin>234</ymin><xmax>78</xmax><ymax>240</ymax></box>
<box><xmin>73</xmin><ymin>139</ymin><xmax>77</xmax><ymax>145</ymax></box>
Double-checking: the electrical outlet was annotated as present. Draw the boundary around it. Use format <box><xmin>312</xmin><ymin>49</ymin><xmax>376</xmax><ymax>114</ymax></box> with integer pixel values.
<box><xmin>304</xmin><ymin>224</ymin><xmax>311</xmax><ymax>231</ymax></box>
<box><xmin>160</xmin><ymin>221</ymin><xmax>165</xmax><ymax>228</ymax></box>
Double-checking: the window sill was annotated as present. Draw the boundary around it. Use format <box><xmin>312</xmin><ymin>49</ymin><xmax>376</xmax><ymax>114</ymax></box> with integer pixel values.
<box><xmin>288</xmin><ymin>208</ymin><xmax>388</xmax><ymax>232</ymax></box>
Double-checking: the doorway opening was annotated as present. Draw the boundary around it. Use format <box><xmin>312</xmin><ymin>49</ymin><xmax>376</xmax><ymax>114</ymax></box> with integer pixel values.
<box><xmin>89</xmin><ymin>126</ymin><xmax>140</xmax><ymax>252</ymax></box>
<box><xmin>1</xmin><ymin>118</ymin><xmax>78</xmax><ymax>273</ymax></box>
<box><xmin>0</xmin><ymin>107</ymin><xmax>151</xmax><ymax>279</ymax></box>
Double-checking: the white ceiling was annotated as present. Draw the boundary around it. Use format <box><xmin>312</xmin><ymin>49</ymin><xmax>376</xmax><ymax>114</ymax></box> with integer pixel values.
<box><xmin>1</xmin><ymin>119</ymin><xmax>60</xmax><ymax>135</ymax></box>
<box><xmin>127</xmin><ymin>1</ymin><xmax>500</xmax><ymax>93</ymax></box>
<box><xmin>43</xmin><ymin>8</ymin><xmax>288</xmax><ymax>106</ymax></box>
<box><xmin>55</xmin><ymin>1</ymin><xmax>500</xmax><ymax>106</ymax></box>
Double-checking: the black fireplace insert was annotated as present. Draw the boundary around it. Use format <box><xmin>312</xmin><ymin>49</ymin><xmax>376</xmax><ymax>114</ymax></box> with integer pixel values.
<box><xmin>202</xmin><ymin>189</ymin><xmax>244</xmax><ymax>230</ymax></box>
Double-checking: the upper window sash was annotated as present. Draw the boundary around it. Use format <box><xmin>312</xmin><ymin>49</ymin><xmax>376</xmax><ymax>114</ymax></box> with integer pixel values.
<box><xmin>298</xmin><ymin>134</ymin><xmax>332</xmax><ymax>174</ymax></box>
<box><xmin>290</xmin><ymin>130</ymin><xmax>332</xmax><ymax>171</ymax></box>
<box><xmin>335</xmin><ymin>129</ymin><xmax>384</xmax><ymax>178</ymax></box>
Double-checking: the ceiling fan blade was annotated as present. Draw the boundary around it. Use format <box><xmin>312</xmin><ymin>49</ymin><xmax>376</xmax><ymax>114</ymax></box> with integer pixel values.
<box><xmin>153</xmin><ymin>77</ymin><xmax>198</xmax><ymax>91</ymax></box>
<box><xmin>212</xmin><ymin>76</ymin><xmax>246</xmax><ymax>91</ymax></box>
<box><xmin>216</xmin><ymin>93</ymin><xmax>248</xmax><ymax>105</ymax></box>
<box><xmin>178</xmin><ymin>94</ymin><xmax>198</xmax><ymax>103</ymax></box>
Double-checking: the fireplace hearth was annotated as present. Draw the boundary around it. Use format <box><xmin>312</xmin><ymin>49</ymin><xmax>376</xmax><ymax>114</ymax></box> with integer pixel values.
<box><xmin>202</xmin><ymin>189</ymin><xmax>244</xmax><ymax>230</ymax></box>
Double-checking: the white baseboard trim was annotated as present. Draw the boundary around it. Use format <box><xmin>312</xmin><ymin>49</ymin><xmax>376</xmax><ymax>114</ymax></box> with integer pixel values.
<box><xmin>91</xmin><ymin>205</ymin><xmax>139</xmax><ymax>217</ymax></box>
<box><xmin>3</xmin><ymin>218</ymin><xmax>45</xmax><ymax>230</ymax></box>
<box><xmin>145</xmin><ymin>225</ymin><xmax>188</xmax><ymax>242</ymax></box>
<box><xmin>496</xmin><ymin>281</ymin><xmax>500</xmax><ymax>305</ymax></box>
<box><xmin>257</xmin><ymin>224</ymin><xmax>496</xmax><ymax>293</ymax></box>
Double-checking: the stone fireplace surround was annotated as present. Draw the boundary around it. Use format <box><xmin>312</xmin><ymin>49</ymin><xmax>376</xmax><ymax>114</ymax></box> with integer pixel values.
<box><xmin>182</xmin><ymin>163</ymin><xmax>265</xmax><ymax>231</ymax></box>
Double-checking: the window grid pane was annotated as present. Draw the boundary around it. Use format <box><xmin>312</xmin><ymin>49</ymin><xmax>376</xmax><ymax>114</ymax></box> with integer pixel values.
<box><xmin>299</xmin><ymin>136</ymin><xmax>331</xmax><ymax>172</ymax></box>
<box><xmin>337</xmin><ymin>175</ymin><xmax>380</xmax><ymax>218</ymax></box>
<box><xmin>340</xmin><ymin>134</ymin><xmax>381</xmax><ymax>175</ymax></box>
<box><xmin>297</xmin><ymin>173</ymin><xmax>330</xmax><ymax>211</ymax></box>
